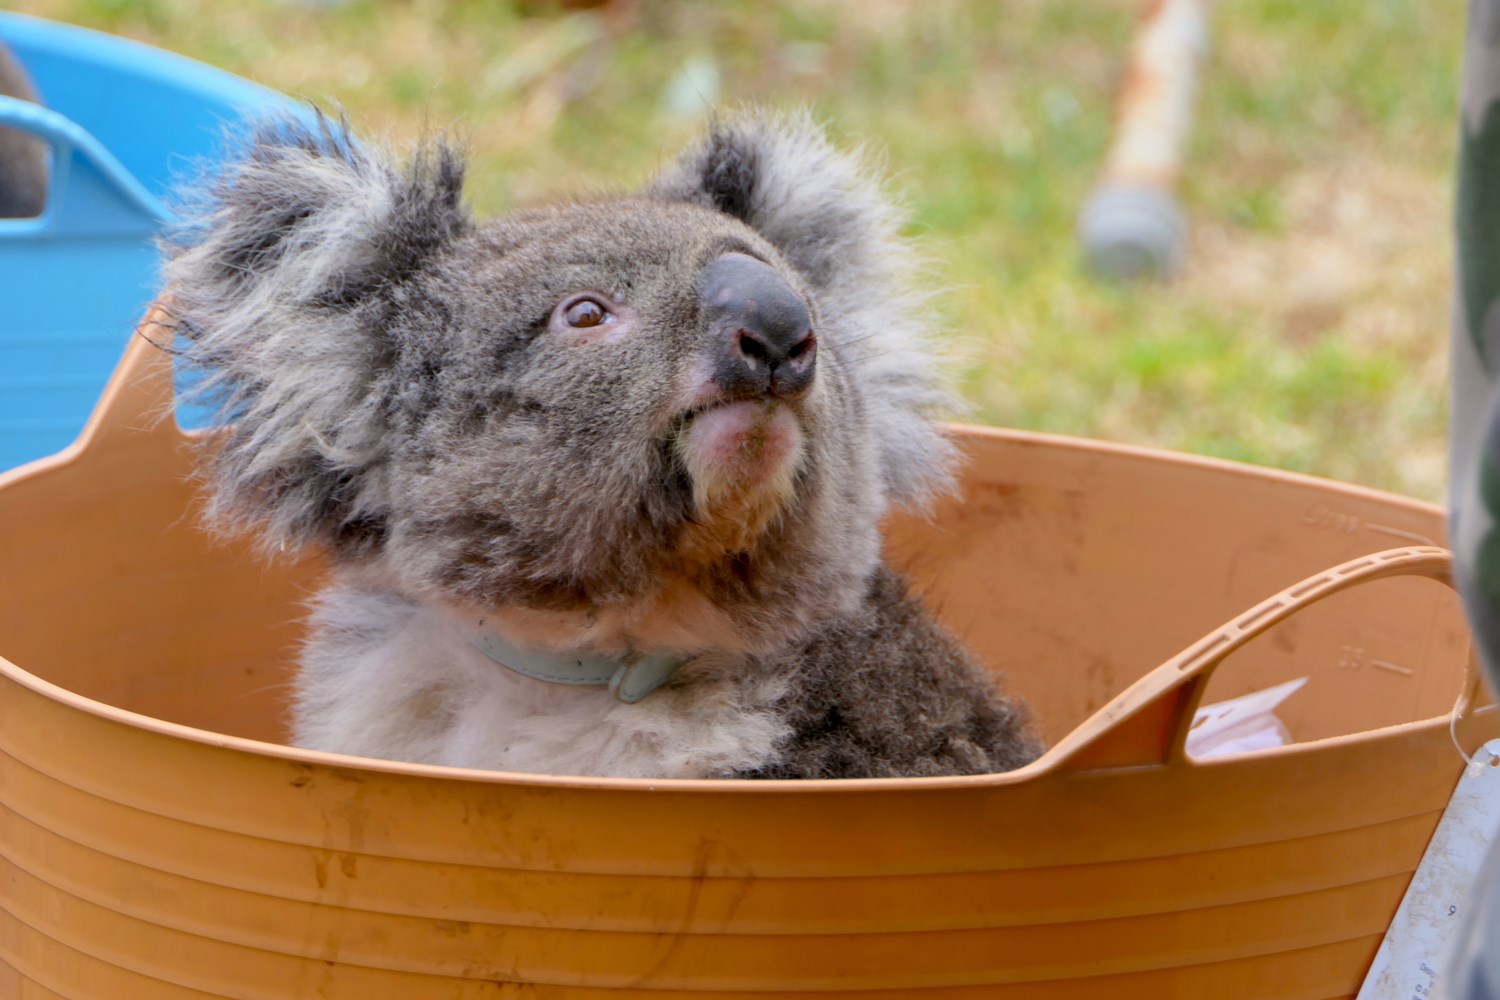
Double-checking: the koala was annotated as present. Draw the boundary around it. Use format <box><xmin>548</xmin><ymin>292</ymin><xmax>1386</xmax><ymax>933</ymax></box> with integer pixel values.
<box><xmin>162</xmin><ymin>110</ymin><xmax>1041</xmax><ymax>779</ymax></box>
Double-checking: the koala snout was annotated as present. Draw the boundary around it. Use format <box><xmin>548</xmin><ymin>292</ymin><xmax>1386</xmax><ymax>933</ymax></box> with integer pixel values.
<box><xmin>699</xmin><ymin>253</ymin><xmax>816</xmax><ymax>400</ymax></box>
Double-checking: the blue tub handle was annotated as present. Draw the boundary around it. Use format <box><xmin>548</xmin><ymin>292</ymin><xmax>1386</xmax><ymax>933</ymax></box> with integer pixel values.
<box><xmin>0</xmin><ymin>93</ymin><xmax>169</xmax><ymax>237</ymax></box>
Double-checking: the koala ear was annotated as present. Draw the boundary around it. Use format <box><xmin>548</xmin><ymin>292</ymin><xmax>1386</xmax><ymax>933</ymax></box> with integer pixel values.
<box><xmin>646</xmin><ymin>110</ymin><xmax>959</xmax><ymax>508</ymax></box>
<box><xmin>162</xmin><ymin>111</ymin><xmax>470</xmax><ymax>553</ymax></box>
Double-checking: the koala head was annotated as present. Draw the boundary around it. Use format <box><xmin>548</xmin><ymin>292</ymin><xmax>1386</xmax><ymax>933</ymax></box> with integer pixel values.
<box><xmin>164</xmin><ymin>110</ymin><xmax>957</xmax><ymax>656</ymax></box>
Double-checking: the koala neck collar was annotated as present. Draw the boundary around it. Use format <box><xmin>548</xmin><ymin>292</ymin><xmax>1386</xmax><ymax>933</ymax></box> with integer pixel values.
<box><xmin>468</xmin><ymin>626</ymin><xmax>686</xmax><ymax>703</ymax></box>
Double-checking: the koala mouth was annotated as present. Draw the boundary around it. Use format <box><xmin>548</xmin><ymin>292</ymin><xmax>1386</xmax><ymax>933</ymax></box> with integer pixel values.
<box><xmin>673</xmin><ymin>398</ymin><xmax>804</xmax><ymax>516</ymax></box>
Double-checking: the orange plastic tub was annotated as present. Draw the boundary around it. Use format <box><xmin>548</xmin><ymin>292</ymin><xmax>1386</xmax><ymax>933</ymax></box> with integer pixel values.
<box><xmin>0</xmin><ymin>319</ymin><xmax>1493</xmax><ymax>999</ymax></box>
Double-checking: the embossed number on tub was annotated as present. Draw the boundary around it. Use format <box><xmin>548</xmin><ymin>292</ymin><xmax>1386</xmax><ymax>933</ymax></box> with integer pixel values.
<box><xmin>1305</xmin><ymin>503</ymin><xmax>1361</xmax><ymax>534</ymax></box>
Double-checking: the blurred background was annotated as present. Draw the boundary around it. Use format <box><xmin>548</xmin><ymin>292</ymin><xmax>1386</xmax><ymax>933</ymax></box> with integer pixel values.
<box><xmin>8</xmin><ymin>0</ymin><xmax>1463</xmax><ymax>500</ymax></box>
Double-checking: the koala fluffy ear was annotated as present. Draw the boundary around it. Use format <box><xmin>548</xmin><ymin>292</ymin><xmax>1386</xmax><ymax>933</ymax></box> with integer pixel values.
<box><xmin>646</xmin><ymin>110</ymin><xmax>958</xmax><ymax>508</ymax></box>
<box><xmin>162</xmin><ymin>112</ymin><xmax>470</xmax><ymax>553</ymax></box>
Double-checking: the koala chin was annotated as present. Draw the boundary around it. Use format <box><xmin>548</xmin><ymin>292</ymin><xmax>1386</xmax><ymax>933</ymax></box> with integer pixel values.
<box><xmin>163</xmin><ymin>109</ymin><xmax>1042</xmax><ymax>779</ymax></box>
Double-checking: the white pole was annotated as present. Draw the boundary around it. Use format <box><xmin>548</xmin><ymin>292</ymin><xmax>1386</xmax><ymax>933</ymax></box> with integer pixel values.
<box><xmin>1080</xmin><ymin>0</ymin><xmax>1213</xmax><ymax>280</ymax></box>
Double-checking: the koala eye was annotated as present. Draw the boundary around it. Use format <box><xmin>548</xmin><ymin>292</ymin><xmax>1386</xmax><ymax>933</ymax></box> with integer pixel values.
<box><xmin>562</xmin><ymin>296</ymin><xmax>612</xmax><ymax>329</ymax></box>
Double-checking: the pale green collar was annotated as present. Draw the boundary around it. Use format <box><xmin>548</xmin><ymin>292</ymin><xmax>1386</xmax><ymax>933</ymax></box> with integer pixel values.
<box><xmin>469</xmin><ymin>628</ymin><xmax>686</xmax><ymax>703</ymax></box>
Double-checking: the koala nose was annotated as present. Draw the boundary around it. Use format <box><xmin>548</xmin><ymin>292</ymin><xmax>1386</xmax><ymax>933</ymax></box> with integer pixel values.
<box><xmin>698</xmin><ymin>253</ymin><xmax>816</xmax><ymax>400</ymax></box>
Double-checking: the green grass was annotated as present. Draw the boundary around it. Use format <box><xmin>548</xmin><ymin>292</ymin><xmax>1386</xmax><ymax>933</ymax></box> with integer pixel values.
<box><xmin>13</xmin><ymin>0</ymin><xmax>1464</xmax><ymax>498</ymax></box>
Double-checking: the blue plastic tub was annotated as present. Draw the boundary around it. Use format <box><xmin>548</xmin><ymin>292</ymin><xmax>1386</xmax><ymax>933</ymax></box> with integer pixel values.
<box><xmin>0</xmin><ymin>13</ymin><xmax>289</xmax><ymax>469</ymax></box>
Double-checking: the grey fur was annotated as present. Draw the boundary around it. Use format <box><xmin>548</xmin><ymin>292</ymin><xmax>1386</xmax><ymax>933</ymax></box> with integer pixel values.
<box><xmin>0</xmin><ymin>42</ymin><xmax>47</xmax><ymax>219</ymax></box>
<box><xmin>164</xmin><ymin>109</ymin><xmax>1039</xmax><ymax>779</ymax></box>
<box><xmin>738</xmin><ymin>567</ymin><xmax>1038</xmax><ymax>778</ymax></box>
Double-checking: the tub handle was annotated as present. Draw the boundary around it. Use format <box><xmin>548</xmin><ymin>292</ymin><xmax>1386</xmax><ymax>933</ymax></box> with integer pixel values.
<box><xmin>1048</xmin><ymin>546</ymin><xmax>1483</xmax><ymax>773</ymax></box>
<box><xmin>0</xmin><ymin>94</ymin><xmax>169</xmax><ymax>237</ymax></box>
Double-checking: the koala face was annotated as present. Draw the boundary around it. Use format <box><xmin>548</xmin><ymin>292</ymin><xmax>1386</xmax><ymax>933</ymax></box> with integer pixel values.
<box><xmin>165</xmin><ymin>112</ymin><xmax>956</xmax><ymax>656</ymax></box>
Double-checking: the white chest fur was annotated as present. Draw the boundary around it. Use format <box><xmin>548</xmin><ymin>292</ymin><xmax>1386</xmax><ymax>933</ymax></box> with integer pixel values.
<box><xmin>293</xmin><ymin>584</ymin><xmax>791</xmax><ymax>778</ymax></box>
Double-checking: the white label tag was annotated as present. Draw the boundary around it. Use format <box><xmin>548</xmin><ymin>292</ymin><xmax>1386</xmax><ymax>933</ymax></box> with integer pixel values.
<box><xmin>1358</xmin><ymin>739</ymin><xmax>1500</xmax><ymax>1000</ymax></box>
<box><xmin>1186</xmin><ymin>677</ymin><xmax>1307</xmax><ymax>758</ymax></box>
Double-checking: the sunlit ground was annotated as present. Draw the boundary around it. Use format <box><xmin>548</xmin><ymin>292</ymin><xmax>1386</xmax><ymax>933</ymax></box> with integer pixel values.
<box><xmin>14</xmin><ymin>0</ymin><xmax>1463</xmax><ymax>498</ymax></box>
